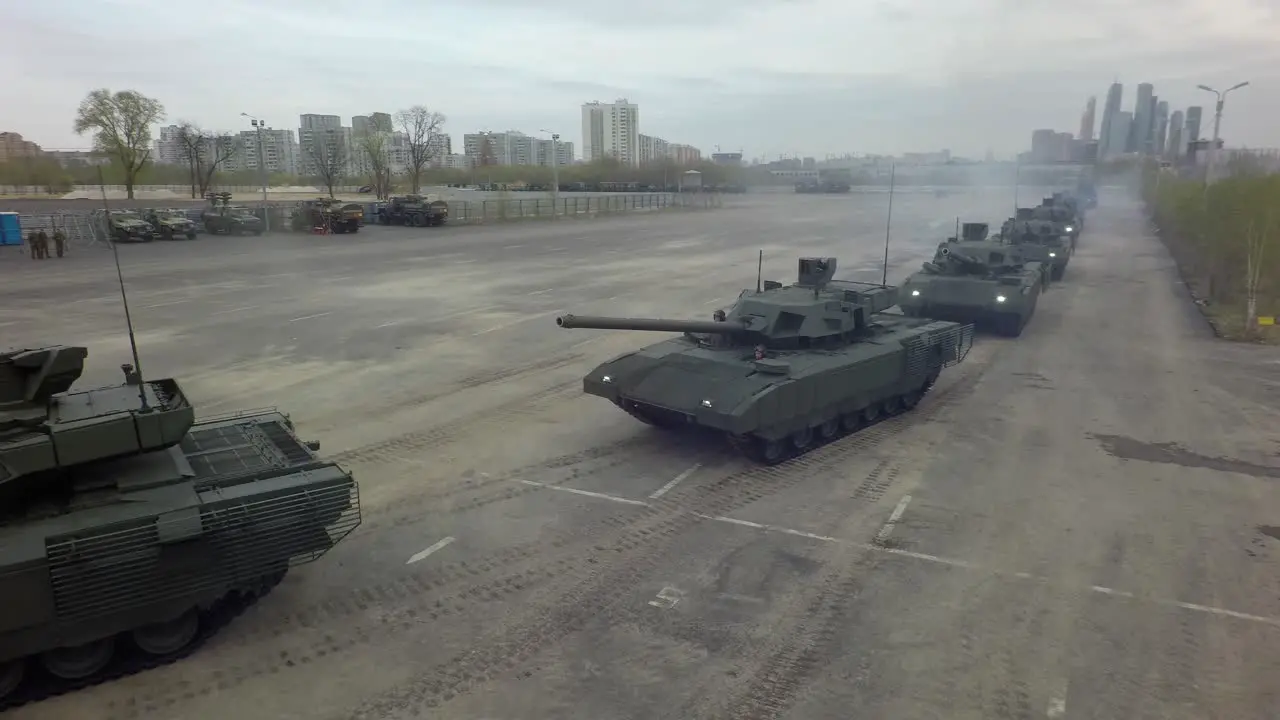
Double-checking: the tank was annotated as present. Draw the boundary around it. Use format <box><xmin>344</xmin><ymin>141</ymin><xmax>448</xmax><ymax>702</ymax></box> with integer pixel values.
<box><xmin>1040</xmin><ymin>192</ymin><xmax>1084</xmax><ymax>244</ymax></box>
<box><xmin>376</xmin><ymin>195</ymin><xmax>450</xmax><ymax>227</ymax></box>
<box><xmin>999</xmin><ymin>217</ymin><xmax>1072</xmax><ymax>280</ymax></box>
<box><xmin>555</xmin><ymin>257</ymin><xmax>975</xmax><ymax>465</ymax></box>
<box><xmin>0</xmin><ymin>346</ymin><xmax>360</xmax><ymax>709</ymax></box>
<box><xmin>142</xmin><ymin>208</ymin><xmax>197</xmax><ymax>241</ymax></box>
<box><xmin>898</xmin><ymin>241</ymin><xmax>1047</xmax><ymax>337</ymax></box>
<box><xmin>200</xmin><ymin>193</ymin><xmax>263</xmax><ymax>236</ymax></box>
<box><xmin>103</xmin><ymin>211</ymin><xmax>156</xmax><ymax>243</ymax></box>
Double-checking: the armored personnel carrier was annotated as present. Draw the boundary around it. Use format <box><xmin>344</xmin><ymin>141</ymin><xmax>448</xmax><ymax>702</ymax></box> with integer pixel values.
<box><xmin>142</xmin><ymin>208</ymin><xmax>197</xmax><ymax>240</ymax></box>
<box><xmin>0</xmin><ymin>346</ymin><xmax>359</xmax><ymax>709</ymax></box>
<box><xmin>376</xmin><ymin>195</ymin><xmax>450</xmax><ymax>227</ymax></box>
<box><xmin>103</xmin><ymin>211</ymin><xmax>156</xmax><ymax>243</ymax></box>
<box><xmin>291</xmin><ymin>198</ymin><xmax>363</xmax><ymax>234</ymax></box>
<box><xmin>1001</xmin><ymin>215</ymin><xmax>1071</xmax><ymax>280</ymax></box>
<box><xmin>899</xmin><ymin>241</ymin><xmax>1046</xmax><ymax>337</ymax></box>
<box><xmin>556</xmin><ymin>257</ymin><xmax>974</xmax><ymax>464</ymax></box>
<box><xmin>201</xmin><ymin>193</ymin><xmax>263</xmax><ymax>236</ymax></box>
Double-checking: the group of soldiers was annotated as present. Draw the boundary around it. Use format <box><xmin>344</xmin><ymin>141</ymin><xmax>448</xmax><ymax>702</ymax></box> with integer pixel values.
<box><xmin>26</xmin><ymin>229</ymin><xmax>67</xmax><ymax>259</ymax></box>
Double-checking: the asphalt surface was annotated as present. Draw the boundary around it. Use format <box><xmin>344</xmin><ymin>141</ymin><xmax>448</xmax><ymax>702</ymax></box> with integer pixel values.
<box><xmin>3</xmin><ymin>189</ymin><xmax>1279</xmax><ymax>720</ymax></box>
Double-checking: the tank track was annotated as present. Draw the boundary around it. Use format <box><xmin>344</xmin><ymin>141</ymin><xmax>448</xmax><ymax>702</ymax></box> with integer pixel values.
<box><xmin>0</xmin><ymin>571</ymin><xmax>286</xmax><ymax>713</ymax></box>
<box><xmin>728</xmin><ymin>373</ymin><xmax>940</xmax><ymax>465</ymax></box>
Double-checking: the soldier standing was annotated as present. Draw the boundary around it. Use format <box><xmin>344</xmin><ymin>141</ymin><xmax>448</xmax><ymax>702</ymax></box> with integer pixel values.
<box><xmin>36</xmin><ymin>230</ymin><xmax>49</xmax><ymax>259</ymax></box>
<box><xmin>53</xmin><ymin>228</ymin><xmax>66</xmax><ymax>258</ymax></box>
<box><xmin>27</xmin><ymin>231</ymin><xmax>38</xmax><ymax>260</ymax></box>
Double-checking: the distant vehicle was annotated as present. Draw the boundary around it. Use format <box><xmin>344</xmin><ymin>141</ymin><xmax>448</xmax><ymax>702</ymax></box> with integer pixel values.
<box><xmin>555</xmin><ymin>257</ymin><xmax>974</xmax><ymax>464</ymax></box>
<box><xmin>201</xmin><ymin>193</ymin><xmax>263</xmax><ymax>236</ymax></box>
<box><xmin>104</xmin><ymin>210</ymin><xmax>156</xmax><ymax>243</ymax></box>
<box><xmin>999</xmin><ymin>217</ymin><xmax>1071</xmax><ymax>280</ymax></box>
<box><xmin>291</xmin><ymin>198</ymin><xmax>362</xmax><ymax>234</ymax></box>
<box><xmin>0</xmin><ymin>345</ymin><xmax>359</xmax><ymax>709</ymax></box>
<box><xmin>357</xmin><ymin>185</ymin><xmax>373</xmax><ymax>193</ymax></box>
<box><xmin>898</xmin><ymin>239</ymin><xmax>1048</xmax><ymax>336</ymax></box>
<box><xmin>376</xmin><ymin>195</ymin><xmax>449</xmax><ymax>227</ymax></box>
<box><xmin>141</xmin><ymin>208</ymin><xmax>197</xmax><ymax>240</ymax></box>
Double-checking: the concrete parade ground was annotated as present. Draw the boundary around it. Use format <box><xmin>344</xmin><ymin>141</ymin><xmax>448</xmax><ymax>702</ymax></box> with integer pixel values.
<box><xmin>1</xmin><ymin>189</ymin><xmax>1278</xmax><ymax>720</ymax></box>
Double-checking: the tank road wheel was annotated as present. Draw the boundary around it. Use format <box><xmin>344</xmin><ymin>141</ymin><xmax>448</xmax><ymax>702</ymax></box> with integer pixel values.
<box><xmin>841</xmin><ymin>412</ymin><xmax>863</xmax><ymax>433</ymax></box>
<box><xmin>39</xmin><ymin>638</ymin><xmax>114</xmax><ymax>680</ymax></box>
<box><xmin>817</xmin><ymin>417</ymin><xmax>840</xmax><ymax>441</ymax></box>
<box><xmin>0</xmin><ymin>659</ymin><xmax>24</xmax><ymax>701</ymax></box>
<box><xmin>753</xmin><ymin>436</ymin><xmax>790</xmax><ymax>465</ymax></box>
<box><xmin>132</xmin><ymin>608</ymin><xmax>200</xmax><ymax>656</ymax></box>
<box><xmin>861</xmin><ymin>404</ymin><xmax>881</xmax><ymax>425</ymax></box>
<box><xmin>790</xmin><ymin>426</ymin><xmax>815</xmax><ymax>452</ymax></box>
<box><xmin>882</xmin><ymin>395</ymin><xmax>904</xmax><ymax>416</ymax></box>
<box><xmin>901</xmin><ymin>387</ymin><xmax>924</xmax><ymax>410</ymax></box>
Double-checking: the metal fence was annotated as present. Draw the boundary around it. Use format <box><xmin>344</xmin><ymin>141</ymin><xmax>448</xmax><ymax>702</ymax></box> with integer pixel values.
<box><xmin>3</xmin><ymin>193</ymin><xmax>721</xmax><ymax>251</ymax></box>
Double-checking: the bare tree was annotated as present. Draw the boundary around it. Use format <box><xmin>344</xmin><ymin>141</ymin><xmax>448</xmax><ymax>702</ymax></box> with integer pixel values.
<box><xmin>73</xmin><ymin>89</ymin><xmax>165</xmax><ymax>199</ymax></box>
<box><xmin>173</xmin><ymin>123</ymin><xmax>240</xmax><ymax>198</ymax></box>
<box><xmin>305</xmin><ymin>129</ymin><xmax>348</xmax><ymax>197</ymax></box>
<box><xmin>394</xmin><ymin>105</ymin><xmax>446</xmax><ymax>193</ymax></box>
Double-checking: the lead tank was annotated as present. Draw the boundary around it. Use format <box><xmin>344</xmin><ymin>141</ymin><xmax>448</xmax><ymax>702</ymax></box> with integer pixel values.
<box><xmin>0</xmin><ymin>346</ymin><xmax>360</xmax><ymax>709</ymax></box>
<box><xmin>556</xmin><ymin>257</ymin><xmax>974</xmax><ymax>464</ymax></box>
<box><xmin>898</xmin><ymin>241</ymin><xmax>1047</xmax><ymax>337</ymax></box>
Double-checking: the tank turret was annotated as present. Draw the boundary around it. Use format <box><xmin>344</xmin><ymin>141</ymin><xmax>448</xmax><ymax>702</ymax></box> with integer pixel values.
<box><xmin>556</xmin><ymin>257</ymin><xmax>901</xmax><ymax>349</ymax></box>
<box><xmin>960</xmin><ymin>222</ymin><xmax>989</xmax><ymax>242</ymax></box>
<box><xmin>0</xmin><ymin>346</ymin><xmax>194</xmax><ymax>488</ymax></box>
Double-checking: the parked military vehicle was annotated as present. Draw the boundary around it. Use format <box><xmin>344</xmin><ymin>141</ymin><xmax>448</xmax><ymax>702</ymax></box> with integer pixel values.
<box><xmin>1000</xmin><ymin>217</ymin><xmax>1071</xmax><ymax>280</ymax></box>
<box><xmin>201</xmin><ymin>193</ymin><xmax>263</xmax><ymax>236</ymax></box>
<box><xmin>291</xmin><ymin>198</ymin><xmax>363</xmax><ymax>234</ymax></box>
<box><xmin>795</xmin><ymin>179</ymin><xmax>852</xmax><ymax>194</ymax></box>
<box><xmin>555</xmin><ymin>257</ymin><xmax>974</xmax><ymax>464</ymax></box>
<box><xmin>0</xmin><ymin>345</ymin><xmax>360</xmax><ymax>709</ymax></box>
<box><xmin>142</xmin><ymin>208</ymin><xmax>197</xmax><ymax>240</ymax></box>
<box><xmin>103</xmin><ymin>210</ymin><xmax>156</xmax><ymax>243</ymax></box>
<box><xmin>898</xmin><ymin>240</ymin><xmax>1046</xmax><ymax>337</ymax></box>
<box><xmin>376</xmin><ymin>194</ymin><xmax>450</xmax><ymax>227</ymax></box>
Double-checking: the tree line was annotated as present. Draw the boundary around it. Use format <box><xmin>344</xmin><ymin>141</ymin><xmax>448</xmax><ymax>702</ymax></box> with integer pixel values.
<box><xmin>1142</xmin><ymin>157</ymin><xmax>1280</xmax><ymax>340</ymax></box>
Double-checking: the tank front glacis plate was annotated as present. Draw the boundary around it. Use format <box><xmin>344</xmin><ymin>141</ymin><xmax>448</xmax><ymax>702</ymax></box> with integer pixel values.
<box><xmin>900</xmin><ymin>275</ymin><xmax>1024</xmax><ymax>312</ymax></box>
<box><xmin>581</xmin><ymin>341</ymin><xmax>781</xmax><ymax>433</ymax></box>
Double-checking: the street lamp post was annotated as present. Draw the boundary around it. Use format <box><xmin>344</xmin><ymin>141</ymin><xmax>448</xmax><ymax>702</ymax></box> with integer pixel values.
<box><xmin>241</xmin><ymin>112</ymin><xmax>271</xmax><ymax>233</ymax></box>
<box><xmin>540</xmin><ymin>129</ymin><xmax>561</xmax><ymax>219</ymax></box>
<box><xmin>1196</xmin><ymin>81</ymin><xmax>1249</xmax><ymax>185</ymax></box>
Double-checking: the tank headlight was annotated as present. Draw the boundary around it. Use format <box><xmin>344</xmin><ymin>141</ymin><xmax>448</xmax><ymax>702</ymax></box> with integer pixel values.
<box><xmin>701</xmin><ymin>399</ymin><xmax>713</xmax><ymax>408</ymax></box>
<box><xmin>601</xmin><ymin>375</ymin><xmax>612</xmax><ymax>383</ymax></box>
<box><xmin>1048</xmin><ymin>252</ymin><xmax>1056</xmax><ymax>258</ymax></box>
<box><xmin>995</xmin><ymin>295</ymin><xmax>1007</xmax><ymax>303</ymax></box>
<box><xmin>910</xmin><ymin>289</ymin><xmax>920</xmax><ymax>297</ymax></box>
<box><xmin>1065</xmin><ymin>226</ymin><xmax>1074</xmax><ymax>232</ymax></box>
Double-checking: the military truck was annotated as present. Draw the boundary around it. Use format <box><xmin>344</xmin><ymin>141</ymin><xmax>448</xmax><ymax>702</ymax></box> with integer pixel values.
<box><xmin>0</xmin><ymin>346</ymin><xmax>359</xmax><ymax>709</ymax></box>
<box><xmin>291</xmin><ymin>198</ymin><xmax>363</xmax><ymax>234</ymax></box>
<box><xmin>1000</xmin><ymin>216</ymin><xmax>1071</xmax><ymax>280</ymax></box>
<box><xmin>555</xmin><ymin>257</ymin><xmax>974</xmax><ymax>464</ymax></box>
<box><xmin>376</xmin><ymin>195</ymin><xmax>450</xmax><ymax>227</ymax></box>
<box><xmin>142</xmin><ymin>208</ymin><xmax>197</xmax><ymax>240</ymax></box>
<box><xmin>201</xmin><ymin>193</ymin><xmax>263</xmax><ymax>236</ymax></box>
<box><xmin>898</xmin><ymin>240</ymin><xmax>1047</xmax><ymax>337</ymax></box>
<box><xmin>103</xmin><ymin>210</ymin><xmax>156</xmax><ymax>243</ymax></box>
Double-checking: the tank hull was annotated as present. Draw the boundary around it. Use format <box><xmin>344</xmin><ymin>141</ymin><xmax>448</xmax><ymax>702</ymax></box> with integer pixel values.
<box><xmin>0</xmin><ymin>410</ymin><xmax>360</xmax><ymax>710</ymax></box>
<box><xmin>579</xmin><ymin>317</ymin><xmax>973</xmax><ymax>464</ymax></box>
<box><xmin>898</xmin><ymin>274</ymin><xmax>1042</xmax><ymax>337</ymax></box>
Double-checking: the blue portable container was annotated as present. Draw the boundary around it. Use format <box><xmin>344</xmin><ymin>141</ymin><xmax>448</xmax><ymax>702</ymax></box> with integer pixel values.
<box><xmin>0</xmin><ymin>212</ymin><xmax>21</xmax><ymax>246</ymax></box>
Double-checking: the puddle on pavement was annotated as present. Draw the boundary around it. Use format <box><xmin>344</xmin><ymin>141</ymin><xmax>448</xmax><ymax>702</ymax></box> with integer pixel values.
<box><xmin>1089</xmin><ymin>433</ymin><xmax>1280</xmax><ymax>480</ymax></box>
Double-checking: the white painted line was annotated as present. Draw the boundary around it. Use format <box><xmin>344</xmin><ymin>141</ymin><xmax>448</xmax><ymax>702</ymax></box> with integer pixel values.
<box><xmin>288</xmin><ymin>311</ymin><xmax>333</xmax><ymax>322</ymax></box>
<box><xmin>875</xmin><ymin>495</ymin><xmax>913</xmax><ymax>543</ymax></box>
<box><xmin>513</xmin><ymin>480</ymin><xmax>1280</xmax><ymax>628</ymax></box>
<box><xmin>141</xmin><ymin>299</ymin><xmax>187</xmax><ymax>309</ymax></box>
<box><xmin>529</xmin><ymin>288</ymin><xmax>554</xmax><ymax>295</ymax></box>
<box><xmin>650</xmin><ymin>463</ymin><xmax>702</xmax><ymax>499</ymax></box>
<box><xmin>1046</xmin><ymin>680</ymin><xmax>1068</xmax><ymax>718</ymax></box>
<box><xmin>213</xmin><ymin>305</ymin><xmax>260</xmax><ymax>315</ymax></box>
<box><xmin>375</xmin><ymin>320</ymin><xmax>402</xmax><ymax>329</ymax></box>
<box><xmin>703</xmin><ymin>297</ymin><xmax>724</xmax><ymax>305</ymax></box>
<box><xmin>454</xmin><ymin>259</ymin><xmax>477</xmax><ymax>265</ymax></box>
<box><xmin>546</xmin><ymin>246</ymin><xmax>567</xmax><ymax>252</ymax></box>
<box><xmin>406</xmin><ymin>536</ymin><xmax>455</xmax><ymax>565</ymax></box>
<box><xmin>328</xmin><ymin>275</ymin><xmax>352</xmax><ymax>282</ymax></box>
<box><xmin>503</xmin><ymin>244</ymin><xmax>525</xmax><ymax>249</ymax></box>
<box><xmin>517</xmin><ymin>479</ymin><xmax>649</xmax><ymax>506</ymax></box>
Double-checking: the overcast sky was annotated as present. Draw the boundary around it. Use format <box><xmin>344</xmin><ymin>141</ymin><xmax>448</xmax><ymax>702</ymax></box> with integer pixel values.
<box><xmin>4</xmin><ymin>0</ymin><xmax>1277</xmax><ymax>159</ymax></box>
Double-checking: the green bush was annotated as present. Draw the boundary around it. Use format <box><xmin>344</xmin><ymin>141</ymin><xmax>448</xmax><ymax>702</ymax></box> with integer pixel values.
<box><xmin>1142</xmin><ymin>159</ymin><xmax>1280</xmax><ymax>340</ymax></box>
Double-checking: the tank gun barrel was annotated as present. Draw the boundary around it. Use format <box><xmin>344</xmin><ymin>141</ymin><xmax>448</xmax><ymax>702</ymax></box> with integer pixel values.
<box><xmin>556</xmin><ymin>314</ymin><xmax>745</xmax><ymax>334</ymax></box>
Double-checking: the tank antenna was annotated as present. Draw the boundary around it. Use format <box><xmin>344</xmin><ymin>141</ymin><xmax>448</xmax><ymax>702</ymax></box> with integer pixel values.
<box><xmin>881</xmin><ymin>163</ymin><xmax>896</xmax><ymax>286</ymax></box>
<box><xmin>1013</xmin><ymin>156</ymin><xmax>1021</xmax><ymax>213</ymax></box>
<box><xmin>955</xmin><ymin>216</ymin><xmax>960</xmax><ymax>239</ymax></box>
<box><xmin>756</xmin><ymin>249</ymin><xmax>763</xmax><ymax>293</ymax></box>
<box><xmin>97</xmin><ymin>166</ymin><xmax>150</xmax><ymax>411</ymax></box>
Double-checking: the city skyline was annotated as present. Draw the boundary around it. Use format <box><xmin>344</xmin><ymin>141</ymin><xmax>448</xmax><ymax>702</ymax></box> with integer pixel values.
<box><xmin>4</xmin><ymin>1</ymin><xmax>1276</xmax><ymax>158</ymax></box>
